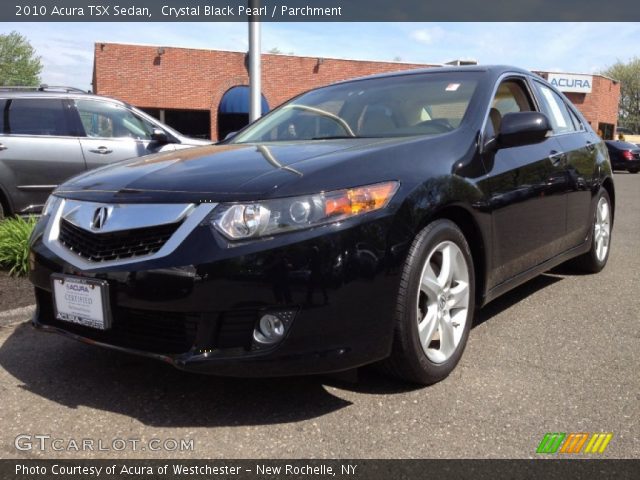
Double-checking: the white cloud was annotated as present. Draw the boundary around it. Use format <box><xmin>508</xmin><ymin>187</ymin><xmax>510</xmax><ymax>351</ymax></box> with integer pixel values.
<box><xmin>410</xmin><ymin>27</ymin><xmax>444</xmax><ymax>45</ymax></box>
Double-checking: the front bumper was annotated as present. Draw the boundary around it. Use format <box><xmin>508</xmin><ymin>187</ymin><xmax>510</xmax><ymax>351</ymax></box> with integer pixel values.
<box><xmin>29</xmin><ymin>212</ymin><xmax>406</xmax><ymax>377</ymax></box>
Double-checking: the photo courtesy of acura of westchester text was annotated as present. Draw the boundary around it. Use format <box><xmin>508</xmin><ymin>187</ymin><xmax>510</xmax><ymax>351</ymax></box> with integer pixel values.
<box><xmin>0</xmin><ymin>0</ymin><xmax>638</xmax><ymax>475</ymax></box>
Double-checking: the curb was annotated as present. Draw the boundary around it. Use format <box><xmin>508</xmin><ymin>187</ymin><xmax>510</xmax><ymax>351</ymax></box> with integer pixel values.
<box><xmin>0</xmin><ymin>305</ymin><xmax>35</xmax><ymax>327</ymax></box>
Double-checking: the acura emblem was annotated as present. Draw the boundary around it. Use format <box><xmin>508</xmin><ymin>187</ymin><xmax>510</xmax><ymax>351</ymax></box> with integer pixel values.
<box><xmin>91</xmin><ymin>207</ymin><xmax>109</xmax><ymax>230</ymax></box>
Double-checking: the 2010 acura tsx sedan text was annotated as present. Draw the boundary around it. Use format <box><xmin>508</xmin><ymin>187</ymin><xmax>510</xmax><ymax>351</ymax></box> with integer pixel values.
<box><xmin>29</xmin><ymin>66</ymin><xmax>614</xmax><ymax>385</ymax></box>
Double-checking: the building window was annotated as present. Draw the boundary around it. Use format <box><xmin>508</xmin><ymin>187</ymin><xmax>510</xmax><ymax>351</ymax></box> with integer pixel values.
<box><xmin>142</xmin><ymin>108</ymin><xmax>211</xmax><ymax>139</ymax></box>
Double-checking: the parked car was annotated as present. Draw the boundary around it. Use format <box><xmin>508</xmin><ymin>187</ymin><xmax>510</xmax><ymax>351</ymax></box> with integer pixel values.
<box><xmin>29</xmin><ymin>66</ymin><xmax>614</xmax><ymax>385</ymax></box>
<box><xmin>615</xmin><ymin>127</ymin><xmax>634</xmax><ymax>135</ymax></box>
<box><xmin>604</xmin><ymin>140</ymin><xmax>640</xmax><ymax>173</ymax></box>
<box><xmin>0</xmin><ymin>86</ymin><xmax>211</xmax><ymax>219</ymax></box>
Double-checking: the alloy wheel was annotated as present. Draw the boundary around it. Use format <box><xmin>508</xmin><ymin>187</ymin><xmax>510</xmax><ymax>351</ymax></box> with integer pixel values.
<box><xmin>416</xmin><ymin>240</ymin><xmax>470</xmax><ymax>364</ymax></box>
<box><xmin>594</xmin><ymin>196</ymin><xmax>611</xmax><ymax>262</ymax></box>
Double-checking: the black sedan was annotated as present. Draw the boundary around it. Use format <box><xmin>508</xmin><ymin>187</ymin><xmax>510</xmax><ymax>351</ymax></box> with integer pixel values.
<box><xmin>605</xmin><ymin>140</ymin><xmax>640</xmax><ymax>173</ymax></box>
<box><xmin>29</xmin><ymin>66</ymin><xmax>614</xmax><ymax>385</ymax></box>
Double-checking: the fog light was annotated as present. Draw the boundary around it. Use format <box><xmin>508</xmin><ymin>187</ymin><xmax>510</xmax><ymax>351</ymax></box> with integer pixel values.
<box><xmin>254</xmin><ymin>314</ymin><xmax>285</xmax><ymax>345</ymax></box>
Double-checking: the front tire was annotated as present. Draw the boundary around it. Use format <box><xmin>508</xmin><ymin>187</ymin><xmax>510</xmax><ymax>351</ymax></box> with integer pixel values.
<box><xmin>573</xmin><ymin>189</ymin><xmax>612</xmax><ymax>273</ymax></box>
<box><xmin>629</xmin><ymin>169</ymin><xmax>639</xmax><ymax>174</ymax></box>
<box><xmin>382</xmin><ymin>219</ymin><xmax>475</xmax><ymax>385</ymax></box>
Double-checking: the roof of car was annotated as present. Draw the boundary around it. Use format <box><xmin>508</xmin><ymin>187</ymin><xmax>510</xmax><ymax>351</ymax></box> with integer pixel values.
<box><xmin>0</xmin><ymin>89</ymin><xmax>128</xmax><ymax>106</ymax></box>
<box><xmin>605</xmin><ymin>140</ymin><xmax>640</xmax><ymax>149</ymax></box>
<box><xmin>332</xmin><ymin>65</ymin><xmax>533</xmax><ymax>85</ymax></box>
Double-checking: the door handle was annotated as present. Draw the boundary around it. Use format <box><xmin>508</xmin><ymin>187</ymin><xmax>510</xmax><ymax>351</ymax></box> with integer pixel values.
<box><xmin>0</xmin><ymin>143</ymin><xmax>7</xmax><ymax>151</ymax></box>
<box><xmin>548</xmin><ymin>150</ymin><xmax>566</xmax><ymax>166</ymax></box>
<box><xmin>586</xmin><ymin>141</ymin><xmax>596</xmax><ymax>152</ymax></box>
<box><xmin>89</xmin><ymin>146</ymin><xmax>113</xmax><ymax>154</ymax></box>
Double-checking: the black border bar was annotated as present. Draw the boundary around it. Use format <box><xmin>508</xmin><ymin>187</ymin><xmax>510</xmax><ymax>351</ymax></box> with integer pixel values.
<box><xmin>3</xmin><ymin>459</ymin><xmax>640</xmax><ymax>480</ymax></box>
<box><xmin>4</xmin><ymin>0</ymin><xmax>640</xmax><ymax>22</ymax></box>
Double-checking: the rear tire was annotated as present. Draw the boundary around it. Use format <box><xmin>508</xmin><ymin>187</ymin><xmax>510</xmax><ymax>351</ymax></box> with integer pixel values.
<box><xmin>0</xmin><ymin>201</ymin><xmax>4</xmax><ymax>221</ymax></box>
<box><xmin>573</xmin><ymin>189</ymin><xmax>612</xmax><ymax>273</ymax></box>
<box><xmin>629</xmin><ymin>169</ymin><xmax>639</xmax><ymax>174</ymax></box>
<box><xmin>381</xmin><ymin>219</ymin><xmax>475</xmax><ymax>385</ymax></box>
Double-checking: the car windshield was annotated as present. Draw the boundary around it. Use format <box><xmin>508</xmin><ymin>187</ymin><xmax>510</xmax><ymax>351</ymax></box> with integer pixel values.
<box><xmin>611</xmin><ymin>141</ymin><xmax>640</xmax><ymax>150</ymax></box>
<box><xmin>230</xmin><ymin>72</ymin><xmax>481</xmax><ymax>143</ymax></box>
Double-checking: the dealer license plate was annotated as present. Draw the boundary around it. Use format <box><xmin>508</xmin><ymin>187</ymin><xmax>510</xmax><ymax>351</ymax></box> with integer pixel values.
<box><xmin>51</xmin><ymin>275</ymin><xmax>111</xmax><ymax>330</ymax></box>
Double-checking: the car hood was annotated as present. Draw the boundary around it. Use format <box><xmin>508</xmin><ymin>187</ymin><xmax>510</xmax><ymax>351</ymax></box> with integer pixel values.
<box><xmin>55</xmin><ymin>138</ymin><xmax>404</xmax><ymax>203</ymax></box>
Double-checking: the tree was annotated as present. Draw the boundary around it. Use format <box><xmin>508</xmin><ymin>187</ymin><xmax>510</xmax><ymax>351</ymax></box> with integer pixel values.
<box><xmin>268</xmin><ymin>47</ymin><xmax>283</xmax><ymax>54</ymax></box>
<box><xmin>603</xmin><ymin>57</ymin><xmax>640</xmax><ymax>133</ymax></box>
<box><xmin>0</xmin><ymin>31</ymin><xmax>42</xmax><ymax>86</ymax></box>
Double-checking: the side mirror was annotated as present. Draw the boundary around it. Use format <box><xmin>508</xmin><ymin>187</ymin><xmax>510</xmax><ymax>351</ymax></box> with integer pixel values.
<box><xmin>224</xmin><ymin>131</ymin><xmax>238</xmax><ymax>141</ymax></box>
<box><xmin>151</xmin><ymin>128</ymin><xmax>170</xmax><ymax>144</ymax></box>
<box><xmin>497</xmin><ymin>112</ymin><xmax>551</xmax><ymax>149</ymax></box>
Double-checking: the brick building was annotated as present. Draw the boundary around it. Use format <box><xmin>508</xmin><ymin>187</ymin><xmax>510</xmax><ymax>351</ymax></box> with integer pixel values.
<box><xmin>93</xmin><ymin>42</ymin><xmax>621</xmax><ymax>140</ymax></box>
<box><xmin>535</xmin><ymin>71</ymin><xmax>621</xmax><ymax>139</ymax></box>
<box><xmin>92</xmin><ymin>42</ymin><xmax>435</xmax><ymax>140</ymax></box>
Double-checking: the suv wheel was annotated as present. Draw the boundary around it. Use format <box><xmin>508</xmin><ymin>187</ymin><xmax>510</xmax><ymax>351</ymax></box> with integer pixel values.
<box><xmin>382</xmin><ymin>219</ymin><xmax>475</xmax><ymax>385</ymax></box>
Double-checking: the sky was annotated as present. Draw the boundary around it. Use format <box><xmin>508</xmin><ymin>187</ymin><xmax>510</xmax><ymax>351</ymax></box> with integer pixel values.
<box><xmin>3</xmin><ymin>22</ymin><xmax>640</xmax><ymax>91</ymax></box>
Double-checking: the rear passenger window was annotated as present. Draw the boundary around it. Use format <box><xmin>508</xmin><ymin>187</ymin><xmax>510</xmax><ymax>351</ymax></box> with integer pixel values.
<box><xmin>567</xmin><ymin>108</ymin><xmax>585</xmax><ymax>131</ymax></box>
<box><xmin>534</xmin><ymin>83</ymin><xmax>576</xmax><ymax>135</ymax></box>
<box><xmin>6</xmin><ymin>98</ymin><xmax>70</xmax><ymax>136</ymax></box>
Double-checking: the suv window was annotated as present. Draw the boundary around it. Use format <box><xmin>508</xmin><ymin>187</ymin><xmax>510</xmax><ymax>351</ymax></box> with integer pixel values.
<box><xmin>533</xmin><ymin>82</ymin><xmax>576</xmax><ymax>135</ymax></box>
<box><xmin>486</xmin><ymin>79</ymin><xmax>535</xmax><ymax>137</ymax></box>
<box><xmin>0</xmin><ymin>99</ymin><xmax>5</xmax><ymax>133</ymax></box>
<box><xmin>4</xmin><ymin>98</ymin><xmax>71</xmax><ymax>136</ymax></box>
<box><xmin>75</xmin><ymin>100</ymin><xmax>155</xmax><ymax>140</ymax></box>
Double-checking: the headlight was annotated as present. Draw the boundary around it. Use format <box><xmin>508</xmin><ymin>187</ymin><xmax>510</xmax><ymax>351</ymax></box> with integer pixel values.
<box><xmin>212</xmin><ymin>181</ymin><xmax>399</xmax><ymax>240</ymax></box>
<box><xmin>41</xmin><ymin>195</ymin><xmax>61</xmax><ymax>217</ymax></box>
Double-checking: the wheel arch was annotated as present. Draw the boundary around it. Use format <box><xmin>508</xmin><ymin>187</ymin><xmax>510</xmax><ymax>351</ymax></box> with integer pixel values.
<box><xmin>428</xmin><ymin>205</ymin><xmax>488</xmax><ymax>307</ymax></box>
<box><xmin>601</xmin><ymin>176</ymin><xmax>615</xmax><ymax>224</ymax></box>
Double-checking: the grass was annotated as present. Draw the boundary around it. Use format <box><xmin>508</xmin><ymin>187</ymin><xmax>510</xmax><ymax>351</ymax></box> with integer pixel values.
<box><xmin>0</xmin><ymin>216</ymin><xmax>37</xmax><ymax>276</ymax></box>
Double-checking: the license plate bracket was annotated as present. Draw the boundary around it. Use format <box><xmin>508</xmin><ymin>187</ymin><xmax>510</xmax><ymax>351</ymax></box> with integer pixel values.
<box><xmin>51</xmin><ymin>274</ymin><xmax>112</xmax><ymax>330</ymax></box>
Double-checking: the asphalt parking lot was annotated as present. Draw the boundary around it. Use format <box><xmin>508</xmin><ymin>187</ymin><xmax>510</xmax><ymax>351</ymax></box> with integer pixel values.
<box><xmin>0</xmin><ymin>173</ymin><xmax>638</xmax><ymax>460</ymax></box>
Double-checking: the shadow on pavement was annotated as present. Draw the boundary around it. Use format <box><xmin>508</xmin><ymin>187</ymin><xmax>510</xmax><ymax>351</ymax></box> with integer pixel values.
<box><xmin>0</xmin><ymin>322</ymin><xmax>353</xmax><ymax>427</ymax></box>
<box><xmin>0</xmin><ymin>272</ymin><xmax>565</xmax><ymax>423</ymax></box>
<box><xmin>473</xmin><ymin>273</ymin><xmax>563</xmax><ymax>329</ymax></box>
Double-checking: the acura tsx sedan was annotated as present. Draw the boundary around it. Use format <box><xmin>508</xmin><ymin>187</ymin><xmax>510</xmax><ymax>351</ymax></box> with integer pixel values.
<box><xmin>29</xmin><ymin>66</ymin><xmax>614</xmax><ymax>385</ymax></box>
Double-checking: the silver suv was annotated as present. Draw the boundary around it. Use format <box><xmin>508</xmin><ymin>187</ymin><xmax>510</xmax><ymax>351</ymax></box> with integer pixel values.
<box><xmin>0</xmin><ymin>86</ymin><xmax>211</xmax><ymax>218</ymax></box>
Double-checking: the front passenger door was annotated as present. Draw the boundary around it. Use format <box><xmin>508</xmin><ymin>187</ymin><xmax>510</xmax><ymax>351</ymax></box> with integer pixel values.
<box><xmin>73</xmin><ymin>99</ymin><xmax>176</xmax><ymax>169</ymax></box>
<box><xmin>483</xmin><ymin>77</ymin><xmax>568</xmax><ymax>287</ymax></box>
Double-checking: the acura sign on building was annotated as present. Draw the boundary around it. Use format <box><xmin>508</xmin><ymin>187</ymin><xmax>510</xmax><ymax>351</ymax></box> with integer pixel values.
<box><xmin>547</xmin><ymin>73</ymin><xmax>593</xmax><ymax>93</ymax></box>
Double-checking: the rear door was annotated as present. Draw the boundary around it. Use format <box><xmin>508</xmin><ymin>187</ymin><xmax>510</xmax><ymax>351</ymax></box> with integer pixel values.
<box><xmin>531</xmin><ymin>81</ymin><xmax>597</xmax><ymax>249</ymax></box>
<box><xmin>72</xmin><ymin>99</ymin><xmax>176</xmax><ymax>169</ymax></box>
<box><xmin>0</xmin><ymin>97</ymin><xmax>84</xmax><ymax>214</ymax></box>
<box><xmin>482</xmin><ymin>77</ymin><xmax>568</xmax><ymax>287</ymax></box>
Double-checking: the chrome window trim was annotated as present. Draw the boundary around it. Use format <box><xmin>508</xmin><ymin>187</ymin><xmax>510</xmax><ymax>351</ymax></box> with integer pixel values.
<box><xmin>43</xmin><ymin>200</ymin><xmax>217</xmax><ymax>271</ymax></box>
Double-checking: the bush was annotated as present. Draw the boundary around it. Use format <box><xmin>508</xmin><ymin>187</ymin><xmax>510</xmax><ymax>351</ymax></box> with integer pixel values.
<box><xmin>0</xmin><ymin>216</ymin><xmax>37</xmax><ymax>276</ymax></box>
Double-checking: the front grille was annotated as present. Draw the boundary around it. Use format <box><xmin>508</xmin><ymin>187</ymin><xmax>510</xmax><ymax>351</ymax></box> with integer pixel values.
<box><xmin>58</xmin><ymin>219</ymin><xmax>180</xmax><ymax>262</ymax></box>
<box><xmin>36</xmin><ymin>289</ymin><xmax>260</xmax><ymax>355</ymax></box>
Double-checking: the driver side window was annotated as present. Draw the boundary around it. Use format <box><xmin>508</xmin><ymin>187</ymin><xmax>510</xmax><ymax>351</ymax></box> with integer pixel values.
<box><xmin>486</xmin><ymin>79</ymin><xmax>535</xmax><ymax>138</ymax></box>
